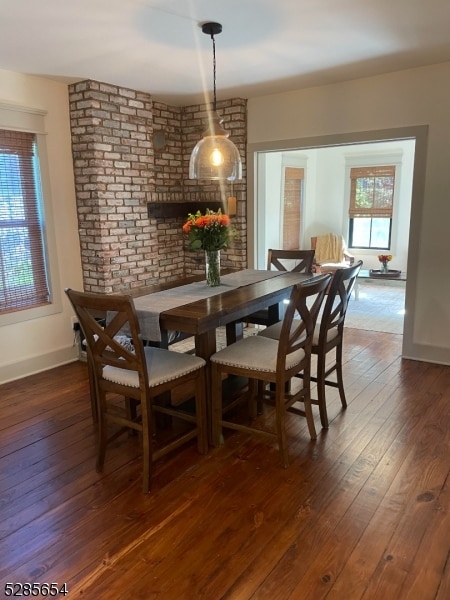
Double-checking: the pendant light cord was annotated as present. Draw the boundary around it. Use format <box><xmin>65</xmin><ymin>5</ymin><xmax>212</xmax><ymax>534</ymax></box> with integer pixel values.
<box><xmin>211</xmin><ymin>32</ymin><xmax>217</xmax><ymax>112</ymax></box>
<box><xmin>189</xmin><ymin>22</ymin><xmax>242</xmax><ymax>181</ymax></box>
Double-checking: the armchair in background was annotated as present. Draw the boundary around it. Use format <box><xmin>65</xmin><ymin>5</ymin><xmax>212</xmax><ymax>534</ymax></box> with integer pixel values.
<box><xmin>311</xmin><ymin>233</ymin><xmax>354</xmax><ymax>275</ymax></box>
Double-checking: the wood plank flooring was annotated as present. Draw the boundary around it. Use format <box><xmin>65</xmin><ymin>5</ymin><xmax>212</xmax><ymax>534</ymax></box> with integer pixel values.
<box><xmin>1</xmin><ymin>328</ymin><xmax>449</xmax><ymax>599</ymax></box>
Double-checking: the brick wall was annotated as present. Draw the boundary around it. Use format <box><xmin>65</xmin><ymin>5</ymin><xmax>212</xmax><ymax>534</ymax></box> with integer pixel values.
<box><xmin>69</xmin><ymin>80</ymin><xmax>247</xmax><ymax>292</ymax></box>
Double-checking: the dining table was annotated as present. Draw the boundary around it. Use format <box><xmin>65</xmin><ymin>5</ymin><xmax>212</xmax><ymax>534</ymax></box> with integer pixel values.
<box><xmin>129</xmin><ymin>268</ymin><xmax>316</xmax><ymax>439</ymax></box>
<box><xmin>131</xmin><ymin>268</ymin><xmax>315</xmax><ymax>360</ymax></box>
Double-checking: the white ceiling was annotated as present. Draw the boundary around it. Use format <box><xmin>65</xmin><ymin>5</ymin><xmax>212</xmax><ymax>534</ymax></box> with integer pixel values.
<box><xmin>1</xmin><ymin>0</ymin><xmax>450</xmax><ymax>106</ymax></box>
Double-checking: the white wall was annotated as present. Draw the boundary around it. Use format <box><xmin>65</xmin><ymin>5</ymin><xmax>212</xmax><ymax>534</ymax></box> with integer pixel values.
<box><xmin>248</xmin><ymin>62</ymin><xmax>450</xmax><ymax>365</ymax></box>
<box><xmin>0</xmin><ymin>69</ymin><xmax>83</xmax><ymax>383</ymax></box>
<box><xmin>311</xmin><ymin>147</ymin><xmax>346</xmax><ymax>236</ymax></box>
<box><xmin>262</xmin><ymin>152</ymin><xmax>283</xmax><ymax>265</ymax></box>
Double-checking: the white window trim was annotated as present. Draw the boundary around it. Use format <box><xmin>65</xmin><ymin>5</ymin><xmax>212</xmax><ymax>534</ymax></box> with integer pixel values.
<box><xmin>0</xmin><ymin>102</ymin><xmax>62</xmax><ymax>326</ymax></box>
<box><xmin>344</xmin><ymin>150</ymin><xmax>404</xmax><ymax>252</ymax></box>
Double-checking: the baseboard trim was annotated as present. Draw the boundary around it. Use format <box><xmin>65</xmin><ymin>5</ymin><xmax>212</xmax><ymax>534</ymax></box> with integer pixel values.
<box><xmin>402</xmin><ymin>349</ymin><xmax>450</xmax><ymax>367</ymax></box>
<box><xmin>0</xmin><ymin>345</ymin><xmax>79</xmax><ymax>384</ymax></box>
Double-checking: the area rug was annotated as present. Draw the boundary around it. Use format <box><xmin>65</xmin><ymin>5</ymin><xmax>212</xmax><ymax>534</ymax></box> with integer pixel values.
<box><xmin>345</xmin><ymin>279</ymin><xmax>405</xmax><ymax>335</ymax></box>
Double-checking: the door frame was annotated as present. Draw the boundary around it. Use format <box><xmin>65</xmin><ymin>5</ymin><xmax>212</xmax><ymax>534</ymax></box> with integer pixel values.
<box><xmin>247</xmin><ymin>125</ymin><xmax>429</xmax><ymax>359</ymax></box>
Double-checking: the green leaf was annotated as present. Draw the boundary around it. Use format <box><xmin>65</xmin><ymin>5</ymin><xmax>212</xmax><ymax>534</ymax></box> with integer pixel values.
<box><xmin>191</xmin><ymin>239</ymin><xmax>203</xmax><ymax>251</ymax></box>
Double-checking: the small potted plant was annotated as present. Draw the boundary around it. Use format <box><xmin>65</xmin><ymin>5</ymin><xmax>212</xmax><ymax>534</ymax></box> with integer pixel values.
<box><xmin>377</xmin><ymin>254</ymin><xmax>393</xmax><ymax>274</ymax></box>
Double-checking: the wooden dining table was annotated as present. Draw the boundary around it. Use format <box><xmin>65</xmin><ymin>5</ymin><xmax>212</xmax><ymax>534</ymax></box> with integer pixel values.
<box><xmin>131</xmin><ymin>269</ymin><xmax>315</xmax><ymax>362</ymax></box>
<box><xmin>129</xmin><ymin>268</ymin><xmax>316</xmax><ymax>440</ymax></box>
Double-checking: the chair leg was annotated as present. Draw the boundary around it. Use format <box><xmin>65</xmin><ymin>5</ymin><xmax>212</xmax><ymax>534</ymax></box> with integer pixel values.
<box><xmin>248</xmin><ymin>378</ymin><xmax>258</xmax><ymax>419</ymax></box>
<box><xmin>125</xmin><ymin>397</ymin><xmax>138</xmax><ymax>436</ymax></box>
<box><xmin>195</xmin><ymin>370</ymin><xmax>209</xmax><ymax>454</ymax></box>
<box><xmin>87</xmin><ymin>360</ymin><xmax>98</xmax><ymax>424</ymax></box>
<box><xmin>316</xmin><ymin>352</ymin><xmax>329</xmax><ymax>429</ymax></box>
<box><xmin>275</xmin><ymin>388</ymin><xmax>289</xmax><ymax>468</ymax></box>
<box><xmin>256</xmin><ymin>380</ymin><xmax>265</xmax><ymax>414</ymax></box>
<box><xmin>141</xmin><ymin>399</ymin><xmax>152</xmax><ymax>494</ymax></box>
<box><xmin>303</xmin><ymin>396</ymin><xmax>317</xmax><ymax>440</ymax></box>
<box><xmin>211</xmin><ymin>363</ymin><xmax>223</xmax><ymax>447</ymax></box>
<box><xmin>95</xmin><ymin>391</ymin><xmax>107</xmax><ymax>473</ymax></box>
<box><xmin>335</xmin><ymin>342</ymin><xmax>347</xmax><ymax>409</ymax></box>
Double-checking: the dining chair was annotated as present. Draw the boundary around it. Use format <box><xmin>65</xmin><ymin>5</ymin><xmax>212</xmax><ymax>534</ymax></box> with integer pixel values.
<box><xmin>245</xmin><ymin>249</ymin><xmax>316</xmax><ymax>327</ymax></box>
<box><xmin>65</xmin><ymin>288</ymin><xmax>208</xmax><ymax>493</ymax></box>
<box><xmin>260</xmin><ymin>260</ymin><xmax>363</xmax><ymax>428</ymax></box>
<box><xmin>210</xmin><ymin>274</ymin><xmax>331</xmax><ymax>467</ymax></box>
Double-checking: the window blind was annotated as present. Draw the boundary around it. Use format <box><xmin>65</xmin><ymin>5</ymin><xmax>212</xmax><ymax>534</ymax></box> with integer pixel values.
<box><xmin>283</xmin><ymin>167</ymin><xmax>304</xmax><ymax>250</ymax></box>
<box><xmin>349</xmin><ymin>165</ymin><xmax>395</xmax><ymax>218</ymax></box>
<box><xmin>0</xmin><ymin>129</ymin><xmax>50</xmax><ymax>314</ymax></box>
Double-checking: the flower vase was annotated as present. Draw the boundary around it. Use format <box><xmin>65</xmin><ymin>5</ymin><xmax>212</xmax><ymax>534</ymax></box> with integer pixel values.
<box><xmin>381</xmin><ymin>261</ymin><xmax>389</xmax><ymax>274</ymax></box>
<box><xmin>205</xmin><ymin>250</ymin><xmax>221</xmax><ymax>287</ymax></box>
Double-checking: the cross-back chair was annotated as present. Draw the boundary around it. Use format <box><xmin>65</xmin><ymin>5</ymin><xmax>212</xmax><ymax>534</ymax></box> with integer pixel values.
<box><xmin>260</xmin><ymin>260</ymin><xmax>363</xmax><ymax>428</ymax></box>
<box><xmin>245</xmin><ymin>249</ymin><xmax>316</xmax><ymax>327</ymax></box>
<box><xmin>65</xmin><ymin>288</ymin><xmax>208</xmax><ymax>493</ymax></box>
<box><xmin>210</xmin><ymin>274</ymin><xmax>331</xmax><ymax>467</ymax></box>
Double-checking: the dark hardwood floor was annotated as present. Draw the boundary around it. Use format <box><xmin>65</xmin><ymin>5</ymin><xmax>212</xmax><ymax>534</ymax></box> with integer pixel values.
<box><xmin>1</xmin><ymin>328</ymin><xmax>449</xmax><ymax>599</ymax></box>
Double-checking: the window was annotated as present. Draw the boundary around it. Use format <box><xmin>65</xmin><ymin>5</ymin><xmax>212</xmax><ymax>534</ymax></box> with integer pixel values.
<box><xmin>0</xmin><ymin>129</ymin><xmax>50</xmax><ymax>314</ymax></box>
<box><xmin>282</xmin><ymin>167</ymin><xmax>304</xmax><ymax>249</ymax></box>
<box><xmin>348</xmin><ymin>165</ymin><xmax>395</xmax><ymax>249</ymax></box>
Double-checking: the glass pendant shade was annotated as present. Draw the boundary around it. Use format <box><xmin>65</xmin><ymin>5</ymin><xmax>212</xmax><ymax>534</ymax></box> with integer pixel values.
<box><xmin>189</xmin><ymin>23</ymin><xmax>242</xmax><ymax>182</ymax></box>
<box><xmin>189</xmin><ymin>112</ymin><xmax>242</xmax><ymax>182</ymax></box>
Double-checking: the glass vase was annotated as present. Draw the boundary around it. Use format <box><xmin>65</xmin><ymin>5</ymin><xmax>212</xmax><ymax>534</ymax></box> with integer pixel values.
<box><xmin>381</xmin><ymin>261</ymin><xmax>389</xmax><ymax>274</ymax></box>
<box><xmin>205</xmin><ymin>250</ymin><xmax>221</xmax><ymax>287</ymax></box>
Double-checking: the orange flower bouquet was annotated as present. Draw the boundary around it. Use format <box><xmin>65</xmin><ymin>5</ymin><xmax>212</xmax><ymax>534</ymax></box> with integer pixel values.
<box><xmin>182</xmin><ymin>208</ymin><xmax>233</xmax><ymax>252</ymax></box>
<box><xmin>182</xmin><ymin>208</ymin><xmax>235</xmax><ymax>286</ymax></box>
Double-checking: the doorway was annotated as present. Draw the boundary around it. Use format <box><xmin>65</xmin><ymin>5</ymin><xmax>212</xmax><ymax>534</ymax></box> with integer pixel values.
<box><xmin>253</xmin><ymin>138</ymin><xmax>415</xmax><ymax>335</ymax></box>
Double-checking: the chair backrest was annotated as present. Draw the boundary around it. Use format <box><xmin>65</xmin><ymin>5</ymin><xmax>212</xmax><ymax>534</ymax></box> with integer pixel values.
<box><xmin>267</xmin><ymin>249</ymin><xmax>315</xmax><ymax>273</ymax></box>
<box><xmin>65</xmin><ymin>288</ymin><xmax>148</xmax><ymax>395</ymax></box>
<box><xmin>276</xmin><ymin>274</ymin><xmax>331</xmax><ymax>376</ymax></box>
<box><xmin>317</xmin><ymin>260</ymin><xmax>363</xmax><ymax>345</ymax></box>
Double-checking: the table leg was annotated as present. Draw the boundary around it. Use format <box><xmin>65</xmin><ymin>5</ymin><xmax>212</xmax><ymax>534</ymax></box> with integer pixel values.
<box><xmin>195</xmin><ymin>329</ymin><xmax>217</xmax><ymax>444</ymax></box>
<box><xmin>226</xmin><ymin>321</ymin><xmax>244</xmax><ymax>345</ymax></box>
<box><xmin>267</xmin><ymin>302</ymin><xmax>281</xmax><ymax>324</ymax></box>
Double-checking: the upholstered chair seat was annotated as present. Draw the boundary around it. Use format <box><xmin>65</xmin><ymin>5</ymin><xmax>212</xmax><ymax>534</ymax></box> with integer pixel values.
<box><xmin>103</xmin><ymin>345</ymin><xmax>205</xmax><ymax>388</ymax></box>
<box><xmin>209</xmin><ymin>335</ymin><xmax>306</xmax><ymax>373</ymax></box>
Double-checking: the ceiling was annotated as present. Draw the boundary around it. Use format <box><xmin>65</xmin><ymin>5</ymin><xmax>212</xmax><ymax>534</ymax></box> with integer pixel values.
<box><xmin>1</xmin><ymin>0</ymin><xmax>450</xmax><ymax>106</ymax></box>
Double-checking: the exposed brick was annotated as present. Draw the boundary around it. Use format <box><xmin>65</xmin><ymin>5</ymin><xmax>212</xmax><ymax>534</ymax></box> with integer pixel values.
<box><xmin>69</xmin><ymin>79</ymin><xmax>247</xmax><ymax>292</ymax></box>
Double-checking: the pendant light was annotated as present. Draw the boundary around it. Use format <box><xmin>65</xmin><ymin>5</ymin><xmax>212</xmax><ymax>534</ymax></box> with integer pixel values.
<box><xmin>189</xmin><ymin>22</ymin><xmax>242</xmax><ymax>182</ymax></box>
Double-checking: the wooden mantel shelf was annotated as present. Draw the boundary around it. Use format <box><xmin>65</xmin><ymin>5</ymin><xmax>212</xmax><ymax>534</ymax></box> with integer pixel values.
<box><xmin>147</xmin><ymin>201</ymin><xmax>224</xmax><ymax>219</ymax></box>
